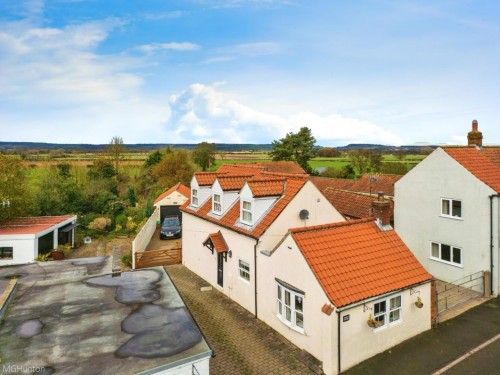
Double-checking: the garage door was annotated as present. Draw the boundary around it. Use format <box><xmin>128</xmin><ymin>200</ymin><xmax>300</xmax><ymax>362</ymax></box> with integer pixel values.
<box><xmin>160</xmin><ymin>205</ymin><xmax>181</xmax><ymax>223</ymax></box>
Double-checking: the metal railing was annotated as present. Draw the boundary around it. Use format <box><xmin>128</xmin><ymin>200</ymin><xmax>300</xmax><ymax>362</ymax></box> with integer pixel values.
<box><xmin>436</xmin><ymin>271</ymin><xmax>484</xmax><ymax>314</ymax></box>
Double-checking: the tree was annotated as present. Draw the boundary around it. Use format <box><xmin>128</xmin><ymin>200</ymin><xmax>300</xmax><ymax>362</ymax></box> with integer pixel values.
<box><xmin>192</xmin><ymin>142</ymin><xmax>216</xmax><ymax>171</ymax></box>
<box><xmin>88</xmin><ymin>158</ymin><xmax>117</xmax><ymax>179</ymax></box>
<box><xmin>319</xmin><ymin>165</ymin><xmax>356</xmax><ymax>179</ymax></box>
<box><xmin>317</xmin><ymin>147</ymin><xmax>341</xmax><ymax>158</ymax></box>
<box><xmin>269</xmin><ymin>127</ymin><xmax>316</xmax><ymax>174</ymax></box>
<box><xmin>380</xmin><ymin>162</ymin><xmax>408</xmax><ymax>175</ymax></box>
<box><xmin>143</xmin><ymin>150</ymin><xmax>163</xmax><ymax>169</ymax></box>
<box><xmin>348</xmin><ymin>150</ymin><xmax>383</xmax><ymax>175</ymax></box>
<box><xmin>0</xmin><ymin>155</ymin><xmax>32</xmax><ymax>223</ymax></box>
<box><xmin>151</xmin><ymin>149</ymin><xmax>195</xmax><ymax>187</ymax></box>
<box><xmin>107</xmin><ymin>136</ymin><xmax>125</xmax><ymax>173</ymax></box>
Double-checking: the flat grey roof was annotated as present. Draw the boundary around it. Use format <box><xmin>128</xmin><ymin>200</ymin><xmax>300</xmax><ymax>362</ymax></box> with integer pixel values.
<box><xmin>0</xmin><ymin>258</ymin><xmax>211</xmax><ymax>374</ymax></box>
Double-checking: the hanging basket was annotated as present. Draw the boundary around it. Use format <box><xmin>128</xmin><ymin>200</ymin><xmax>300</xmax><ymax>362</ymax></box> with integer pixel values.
<box><xmin>367</xmin><ymin>319</ymin><xmax>382</xmax><ymax>328</ymax></box>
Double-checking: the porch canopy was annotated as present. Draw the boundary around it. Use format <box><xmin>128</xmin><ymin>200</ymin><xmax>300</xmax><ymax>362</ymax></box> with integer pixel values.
<box><xmin>203</xmin><ymin>231</ymin><xmax>229</xmax><ymax>259</ymax></box>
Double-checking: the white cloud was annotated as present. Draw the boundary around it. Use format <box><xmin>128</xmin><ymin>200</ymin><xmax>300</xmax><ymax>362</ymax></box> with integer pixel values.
<box><xmin>166</xmin><ymin>83</ymin><xmax>403</xmax><ymax>145</ymax></box>
<box><xmin>142</xmin><ymin>10</ymin><xmax>185</xmax><ymax>21</ymax></box>
<box><xmin>137</xmin><ymin>42</ymin><xmax>200</xmax><ymax>53</ymax></box>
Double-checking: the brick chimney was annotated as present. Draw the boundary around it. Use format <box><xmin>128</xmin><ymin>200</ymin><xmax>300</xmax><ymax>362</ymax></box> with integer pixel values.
<box><xmin>372</xmin><ymin>198</ymin><xmax>391</xmax><ymax>227</ymax></box>
<box><xmin>467</xmin><ymin>119</ymin><xmax>483</xmax><ymax>147</ymax></box>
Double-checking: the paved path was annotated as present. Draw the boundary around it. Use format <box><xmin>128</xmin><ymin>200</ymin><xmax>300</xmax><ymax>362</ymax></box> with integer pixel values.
<box><xmin>165</xmin><ymin>264</ymin><xmax>318</xmax><ymax>375</ymax></box>
<box><xmin>345</xmin><ymin>297</ymin><xmax>500</xmax><ymax>375</ymax></box>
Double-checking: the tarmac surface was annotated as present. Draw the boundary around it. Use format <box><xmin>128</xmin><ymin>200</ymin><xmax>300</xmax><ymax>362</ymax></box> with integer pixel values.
<box><xmin>345</xmin><ymin>296</ymin><xmax>500</xmax><ymax>375</ymax></box>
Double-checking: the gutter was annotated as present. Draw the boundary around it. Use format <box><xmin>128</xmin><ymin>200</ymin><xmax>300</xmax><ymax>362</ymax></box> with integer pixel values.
<box><xmin>489</xmin><ymin>194</ymin><xmax>499</xmax><ymax>295</ymax></box>
<box><xmin>254</xmin><ymin>238</ymin><xmax>259</xmax><ymax>318</ymax></box>
<box><xmin>336</xmin><ymin>309</ymin><xmax>341</xmax><ymax>375</ymax></box>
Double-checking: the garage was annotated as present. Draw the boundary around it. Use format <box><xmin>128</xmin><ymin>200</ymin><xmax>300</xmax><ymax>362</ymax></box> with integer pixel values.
<box><xmin>160</xmin><ymin>205</ymin><xmax>182</xmax><ymax>223</ymax></box>
<box><xmin>154</xmin><ymin>182</ymin><xmax>190</xmax><ymax>224</ymax></box>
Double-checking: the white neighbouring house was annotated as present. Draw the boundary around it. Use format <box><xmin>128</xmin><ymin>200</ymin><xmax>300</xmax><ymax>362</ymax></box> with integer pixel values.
<box><xmin>395</xmin><ymin>121</ymin><xmax>500</xmax><ymax>295</ymax></box>
<box><xmin>181</xmin><ymin>163</ymin><xmax>432</xmax><ymax>374</ymax></box>
<box><xmin>0</xmin><ymin>215</ymin><xmax>77</xmax><ymax>266</ymax></box>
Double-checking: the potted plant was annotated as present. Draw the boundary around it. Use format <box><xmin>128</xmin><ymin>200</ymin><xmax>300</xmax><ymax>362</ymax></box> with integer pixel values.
<box><xmin>415</xmin><ymin>296</ymin><xmax>424</xmax><ymax>308</ymax></box>
<box><xmin>367</xmin><ymin>313</ymin><xmax>382</xmax><ymax>328</ymax></box>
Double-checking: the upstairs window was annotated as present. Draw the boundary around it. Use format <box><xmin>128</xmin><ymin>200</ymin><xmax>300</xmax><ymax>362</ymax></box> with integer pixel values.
<box><xmin>0</xmin><ymin>247</ymin><xmax>13</xmax><ymax>259</ymax></box>
<box><xmin>213</xmin><ymin>194</ymin><xmax>222</xmax><ymax>214</ymax></box>
<box><xmin>431</xmin><ymin>242</ymin><xmax>462</xmax><ymax>266</ymax></box>
<box><xmin>441</xmin><ymin>198</ymin><xmax>461</xmax><ymax>218</ymax></box>
<box><xmin>241</xmin><ymin>200</ymin><xmax>253</xmax><ymax>225</ymax></box>
<box><xmin>192</xmin><ymin>189</ymin><xmax>199</xmax><ymax>207</ymax></box>
<box><xmin>373</xmin><ymin>294</ymin><xmax>402</xmax><ymax>329</ymax></box>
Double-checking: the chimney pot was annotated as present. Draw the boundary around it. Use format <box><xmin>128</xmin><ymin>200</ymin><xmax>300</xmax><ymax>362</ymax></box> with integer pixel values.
<box><xmin>467</xmin><ymin>119</ymin><xmax>482</xmax><ymax>147</ymax></box>
<box><xmin>472</xmin><ymin>119</ymin><xmax>478</xmax><ymax>132</ymax></box>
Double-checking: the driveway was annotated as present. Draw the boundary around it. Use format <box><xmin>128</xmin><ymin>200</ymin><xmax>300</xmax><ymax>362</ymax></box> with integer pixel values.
<box><xmin>165</xmin><ymin>264</ymin><xmax>319</xmax><ymax>375</ymax></box>
<box><xmin>345</xmin><ymin>297</ymin><xmax>500</xmax><ymax>375</ymax></box>
<box><xmin>146</xmin><ymin>225</ymin><xmax>180</xmax><ymax>251</ymax></box>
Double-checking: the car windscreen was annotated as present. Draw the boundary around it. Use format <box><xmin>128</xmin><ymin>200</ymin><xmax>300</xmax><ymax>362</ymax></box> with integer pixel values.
<box><xmin>162</xmin><ymin>219</ymin><xmax>179</xmax><ymax>227</ymax></box>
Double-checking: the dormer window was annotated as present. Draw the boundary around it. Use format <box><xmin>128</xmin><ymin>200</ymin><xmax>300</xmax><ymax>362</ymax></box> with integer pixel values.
<box><xmin>213</xmin><ymin>194</ymin><xmax>222</xmax><ymax>214</ymax></box>
<box><xmin>241</xmin><ymin>200</ymin><xmax>253</xmax><ymax>225</ymax></box>
<box><xmin>192</xmin><ymin>189</ymin><xmax>199</xmax><ymax>207</ymax></box>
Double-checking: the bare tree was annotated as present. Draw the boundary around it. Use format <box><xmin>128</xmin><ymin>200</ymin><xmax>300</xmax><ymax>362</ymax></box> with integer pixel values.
<box><xmin>107</xmin><ymin>136</ymin><xmax>125</xmax><ymax>173</ymax></box>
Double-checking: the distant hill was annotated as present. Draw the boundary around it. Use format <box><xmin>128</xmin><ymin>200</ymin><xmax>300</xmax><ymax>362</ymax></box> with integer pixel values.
<box><xmin>0</xmin><ymin>142</ymin><xmax>273</xmax><ymax>152</ymax></box>
<box><xmin>0</xmin><ymin>141</ymin><xmax>435</xmax><ymax>153</ymax></box>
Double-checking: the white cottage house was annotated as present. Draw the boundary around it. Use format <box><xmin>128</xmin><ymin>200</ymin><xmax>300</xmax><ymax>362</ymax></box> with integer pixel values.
<box><xmin>261</xmin><ymin>218</ymin><xmax>432</xmax><ymax>374</ymax></box>
<box><xmin>395</xmin><ymin>121</ymin><xmax>500</xmax><ymax>295</ymax></box>
<box><xmin>0</xmin><ymin>215</ymin><xmax>77</xmax><ymax>265</ymax></box>
<box><xmin>181</xmin><ymin>164</ymin><xmax>432</xmax><ymax>374</ymax></box>
<box><xmin>154</xmin><ymin>182</ymin><xmax>190</xmax><ymax>223</ymax></box>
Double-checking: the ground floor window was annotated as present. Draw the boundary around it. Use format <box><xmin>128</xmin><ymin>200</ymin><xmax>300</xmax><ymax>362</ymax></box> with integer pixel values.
<box><xmin>276</xmin><ymin>282</ymin><xmax>304</xmax><ymax>333</ymax></box>
<box><xmin>373</xmin><ymin>294</ymin><xmax>402</xmax><ymax>329</ymax></box>
<box><xmin>238</xmin><ymin>259</ymin><xmax>250</xmax><ymax>282</ymax></box>
<box><xmin>0</xmin><ymin>247</ymin><xmax>13</xmax><ymax>259</ymax></box>
<box><xmin>430</xmin><ymin>242</ymin><xmax>462</xmax><ymax>266</ymax></box>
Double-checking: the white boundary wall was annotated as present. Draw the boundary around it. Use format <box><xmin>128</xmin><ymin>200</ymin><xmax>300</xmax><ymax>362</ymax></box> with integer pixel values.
<box><xmin>132</xmin><ymin>206</ymin><xmax>159</xmax><ymax>269</ymax></box>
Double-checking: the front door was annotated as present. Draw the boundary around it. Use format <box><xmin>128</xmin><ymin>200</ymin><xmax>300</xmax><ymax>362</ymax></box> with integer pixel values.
<box><xmin>217</xmin><ymin>252</ymin><xmax>224</xmax><ymax>287</ymax></box>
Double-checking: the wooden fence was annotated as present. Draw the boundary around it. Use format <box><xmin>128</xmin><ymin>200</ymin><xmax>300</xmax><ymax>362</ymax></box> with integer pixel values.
<box><xmin>134</xmin><ymin>247</ymin><xmax>182</xmax><ymax>269</ymax></box>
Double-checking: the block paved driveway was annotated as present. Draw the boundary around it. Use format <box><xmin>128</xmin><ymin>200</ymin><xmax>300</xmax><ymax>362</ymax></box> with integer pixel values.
<box><xmin>165</xmin><ymin>264</ymin><xmax>318</xmax><ymax>375</ymax></box>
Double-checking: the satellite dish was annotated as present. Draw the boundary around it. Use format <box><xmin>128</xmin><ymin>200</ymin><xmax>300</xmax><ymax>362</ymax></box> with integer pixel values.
<box><xmin>299</xmin><ymin>209</ymin><xmax>309</xmax><ymax>220</ymax></box>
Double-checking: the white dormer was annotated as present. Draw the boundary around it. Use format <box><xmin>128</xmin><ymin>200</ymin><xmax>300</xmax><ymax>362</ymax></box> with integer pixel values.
<box><xmin>211</xmin><ymin>179</ymin><xmax>240</xmax><ymax>216</ymax></box>
<box><xmin>239</xmin><ymin>182</ymin><xmax>281</xmax><ymax>226</ymax></box>
<box><xmin>190</xmin><ymin>175</ymin><xmax>212</xmax><ymax>208</ymax></box>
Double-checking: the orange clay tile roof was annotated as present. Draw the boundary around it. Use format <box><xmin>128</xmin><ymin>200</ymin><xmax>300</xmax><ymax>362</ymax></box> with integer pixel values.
<box><xmin>0</xmin><ymin>215</ymin><xmax>76</xmax><ymax>236</ymax></box>
<box><xmin>310</xmin><ymin>177</ymin><xmax>355</xmax><ymax>193</ymax></box>
<box><xmin>194</xmin><ymin>172</ymin><xmax>228</xmax><ymax>186</ymax></box>
<box><xmin>154</xmin><ymin>182</ymin><xmax>190</xmax><ymax>204</ymax></box>
<box><xmin>350</xmin><ymin>174</ymin><xmax>402</xmax><ymax>196</ymax></box>
<box><xmin>217</xmin><ymin>161</ymin><xmax>306</xmax><ymax>175</ymax></box>
<box><xmin>291</xmin><ymin>218</ymin><xmax>432</xmax><ymax>307</ymax></box>
<box><xmin>322</xmin><ymin>188</ymin><xmax>393</xmax><ymax>220</ymax></box>
<box><xmin>217</xmin><ymin>175</ymin><xmax>255</xmax><ymax>191</ymax></box>
<box><xmin>247</xmin><ymin>179</ymin><xmax>285</xmax><ymax>197</ymax></box>
<box><xmin>443</xmin><ymin>147</ymin><xmax>500</xmax><ymax>193</ymax></box>
<box><xmin>182</xmin><ymin>175</ymin><xmax>309</xmax><ymax>239</ymax></box>
<box><xmin>206</xmin><ymin>231</ymin><xmax>229</xmax><ymax>253</ymax></box>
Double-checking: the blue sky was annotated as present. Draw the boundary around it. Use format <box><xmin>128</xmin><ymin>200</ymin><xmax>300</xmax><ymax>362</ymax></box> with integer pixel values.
<box><xmin>0</xmin><ymin>0</ymin><xmax>499</xmax><ymax>146</ymax></box>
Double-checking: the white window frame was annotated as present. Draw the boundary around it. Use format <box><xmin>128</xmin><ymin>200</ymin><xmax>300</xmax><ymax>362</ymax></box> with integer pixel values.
<box><xmin>238</xmin><ymin>259</ymin><xmax>250</xmax><ymax>282</ymax></box>
<box><xmin>276</xmin><ymin>283</ymin><xmax>304</xmax><ymax>334</ymax></box>
<box><xmin>372</xmin><ymin>294</ymin><xmax>402</xmax><ymax>331</ymax></box>
<box><xmin>213</xmin><ymin>193</ymin><xmax>222</xmax><ymax>214</ymax></box>
<box><xmin>430</xmin><ymin>241</ymin><xmax>462</xmax><ymax>267</ymax></box>
<box><xmin>191</xmin><ymin>189</ymin><xmax>199</xmax><ymax>207</ymax></box>
<box><xmin>241</xmin><ymin>200</ymin><xmax>253</xmax><ymax>225</ymax></box>
<box><xmin>440</xmin><ymin>198</ymin><xmax>462</xmax><ymax>219</ymax></box>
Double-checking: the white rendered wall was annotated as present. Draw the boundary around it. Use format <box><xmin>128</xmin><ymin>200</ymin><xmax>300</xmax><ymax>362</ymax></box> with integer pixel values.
<box><xmin>181</xmin><ymin>213</ymin><xmax>257</xmax><ymax>313</ymax></box>
<box><xmin>339</xmin><ymin>284</ymin><xmax>431</xmax><ymax>371</ymax></box>
<box><xmin>0</xmin><ymin>236</ymin><xmax>36</xmax><ymax>265</ymax></box>
<box><xmin>132</xmin><ymin>207</ymin><xmax>160</xmax><ymax>268</ymax></box>
<box><xmin>395</xmin><ymin>148</ymin><xmax>498</xmax><ymax>293</ymax></box>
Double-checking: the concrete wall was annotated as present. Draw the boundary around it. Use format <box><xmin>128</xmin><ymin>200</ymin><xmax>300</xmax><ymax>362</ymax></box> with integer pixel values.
<box><xmin>395</xmin><ymin>148</ymin><xmax>499</xmax><ymax>294</ymax></box>
<box><xmin>154</xmin><ymin>356</ymin><xmax>210</xmax><ymax>375</ymax></box>
<box><xmin>0</xmin><ymin>235</ymin><xmax>36</xmax><ymax>266</ymax></box>
<box><xmin>133</xmin><ymin>206</ymin><xmax>160</xmax><ymax>269</ymax></box>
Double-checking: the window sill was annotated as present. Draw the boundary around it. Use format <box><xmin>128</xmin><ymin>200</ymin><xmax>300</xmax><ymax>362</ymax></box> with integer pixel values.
<box><xmin>439</xmin><ymin>215</ymin><xmax>463</xmax><ymax>221</ymax></box>
<box><xmin>429</xmin><ymin>257</ymin><xmax>463</xmax><ymax>268</ymax></box>
<box><xmin>239</xmin><ymin>277</ymin><xmax>251</xmax><ymax>285</ymax></box>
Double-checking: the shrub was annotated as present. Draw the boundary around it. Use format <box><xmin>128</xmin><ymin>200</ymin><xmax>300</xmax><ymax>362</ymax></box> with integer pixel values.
<box><xmin>121</xmin><ymin>252</ymin><xmax>132</xmax><ymax>267</ymax></box>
